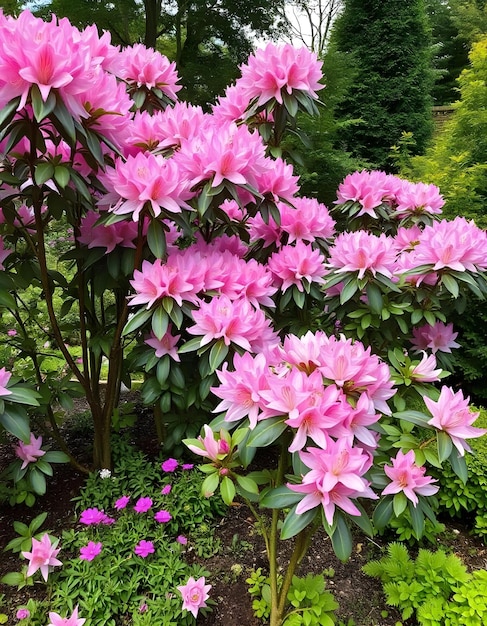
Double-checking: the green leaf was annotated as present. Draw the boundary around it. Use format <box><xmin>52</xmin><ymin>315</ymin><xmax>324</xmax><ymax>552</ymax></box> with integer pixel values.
<box><xmin>220</xmin><ymin>475</ymin><xmax>236</xmax><ymax>505</ymax></box>
<box><xmin>0</xmin><ymin>289</ymin><xmax>17</xmax><ymax>308</ymax></box>
<box><xmin>178</xmin><ymin>337</ymin><xmax>202</xmax><ymax>354</ymax></box>
<box><xmin>0</xmin><ymin>407</ymin><xmax>30</xmax><ymax>441</ymax></box>
<box><xmin>151</xmin><ymin>307</ymin><xmax>169</xmax><ymax>341</ymax></box>
<box><xmin>156</xmin><ymin>356</ymin><xmax>170</xmax><ymax>386</ymax></box>
<box><xmin>28</xmin><ymin>468</ymin><xmax>46</xmax><ymax>495</ymax></box>
<box><xmin>54</xmin><ymin>165</ymin><xmax>70</xmax><ymax>189</ymax></box>
<box><xmin>1</xmin><ymin>572</ymin><xmax>25</xmax><ymax>586</ymax></box>
<box><xmin>281</xmin><ymin>505</ymin><xmax>317</xmax><ymax>540</ymax></box>
<box><xmin>260</xmin><ymin>485</ymin><xmax>303</xmax><ymax>509</ymax></box>
<box><xmin>0</xmin><ymin>96</ymin><xmax>21</xmax><ymax>129</ymax></box>
<box><xmin>437</xmin><ymin>430</ymin><xmax>453</xmax><ymax>463</ymax></box>
<box><xmin>449</xmin><ymin>449</ymin><xmax>468</xmax><ymax>484</ymax></box>
<box><xmin>122</xmin><ymin>308</ymin><xmax>153</xmax><ymax>336</ymax></box>
<box><xmin>34</xmin><ymin>162</ymin><xmax>54</xmax><ymax>186</ymax></box>
<box><xmin>235</xmin><ymin>474</ymin><xmax>259</xmax><ymax>496</ymax></box>
<box><xmin>7</xmin><ymin>385</ymin><xmax>40</xmax><ymax>406</ymax></box>
<box><xmin>29</xmin><ymin>512</ymin><xmax>48</xmax><ymax>534</ymax></box>
<box><xmin>201</xmin><ymin>471</ymin><xmax>220</xmax><ymax>497</ymax></box>
<box><xmin>208</xmin><ymin>339</ymin><xmax>229</xmax><ymax>373</ymax></box>
<box><xmin>409</xmin><ymin>501</ymin><xmax>424</xmax><ymax>537</ymax></box>
<box><xmin>393</xmin><ymin>410</ymin><xmax>430</xmax><ymax>427</ymax></box>
<box><xmin>340</xmin><ymin>279</ymin><xmax>358</xmax><ymax>304</ymax></box>
<box><xmin>373</xmin><ymin>498</ymin><xmax>393</xmax><ymax>530</ymax></box>
<box><xmin>31</xmin><ymin>86</ymin><xmax>56</xmax><ymax>122</ymax></box>
<box><xmin>366</xmin><ymin>282</ymin><xmax>383</xmax><ymax>314</ymax></box>
<box><xmin>13</xmin><ymin>521</ymin><xmax>29</xmax><ymax>536</ymax></box>
<box><xmin>246</xmin><ymin>416</ymin><xmax>287</xmax><ymax>448</ymax></box>
<box><xmin>393</xmin><ymin>492</ymin><xmax>408</xmax><ymax>517</ymax></box>
<box><xmin>330</xmin><ymin>515</ymin><xmax>352</xmax><ymax>562</ymax></box>
<box><xmin>441</xmin><ymin>274</ymin><xmax>459</xmax><ymax>298</ymax></box>
<box><xmin>147</xmin><ymin>220</ymin><xmax>167</xmax><ymax>259</ymax></box>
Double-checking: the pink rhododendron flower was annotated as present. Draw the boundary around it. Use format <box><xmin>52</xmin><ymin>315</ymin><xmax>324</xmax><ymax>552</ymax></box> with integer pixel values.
<box><xmin>154</xmin><ymin>510</ymin><xmax>172</xmax><ymax>523</ymax></box>
<box><xmin>212</xmin><ymin>82</ymin><xmax>253</xmax><ymax>124</ymax></box>
<box><xmin>114</xmin><ymin>495</ymin><xmax>130</xmax><ymax>510</ymax></box>
<box><xmin>16</xmin><ymin>608</ymin><xmax>30</xmax><ymax>620</ymax></box>
<box><xmin>47</xmin><ymin>605</ymin><xmax>85</xmax><ymax>626</ymax></box>
<box><xmin>237</xmin><ymin>42</ymin><xmax>323</xmax><ymax>107</ymax></box>
<box><xmin>382</xmin><ymin>449</ymin><xmax>439</xmax><ymax>506</ymax></box>
<box><xmin>77</xmin><ymin>210</ymin><xmax>139</xmax><ymax>253</ymax></box>
<box><xmin>134</xmin><ymin>497</ymin><xmax>153</xmax><ymax>513</ymax></box>
<box><xmin>134</xmin><ymin>540</ymin><xmax>155</xmax><ymax>558</ymax></box>
<box><xmin>177</xmin><ymin>576</ymin><xmax>211</xmax><ymax>618</ymax></box>
<box><xmin>22</xmin><ymin>533</ymin><xmax>62</xmax><ymax>581</ymax></box>
<box><xmin>268</xmin><ymin>241</ymin><xmax>326</xmax><ymax>292</ymax></box>
<box><xmin>280</xmin><ymin>197</ymin><xmax>335</xmax><ymax>244</ymax></box>
<box><xmin>79</xmin><ymin>507</ymin><xmax>107</xmax><ymax>525</ymax></box>
<box><xmin>255</xmin><ymin>156</ymin><xmax>300</xmax><ymax>204</ymax></box>
<box><xmin>424</xmin><ymin>387</ymin><xmax>486</xmax><ymax>456</ymax></box>
<box><xmin>15</xmin><ymin>432</ymin><xmax>44</xmax><ymax>468</ymax></box>
<box><xmin>161</xmin><ymin>484</ymin><xmax>172</xmax><ymax>495</ymax></box>
<box><xmin>408</xmin><ymin>352</ymin><xmax>442</xmax><ymax>383</ymax></box>
<box><xmin>0</xmin><ymin>366</ymin><xmax>12</xmax><ymax>396</ymax></box>
<box><xmin>144</xmin><ymin>328</ymin><xmax>181</xmax><ymax>361</ymax></box>
<box><xmin>411</xmin><ymin>322</ymin><xmax>460</xmax><ymax>354</ymax></box>
<box><xmin>279</xmin><ymin>330</ymin><xmax>330</xmax><ymax>375</ymax></box>
<box><xmin>79</xmin><ymin>541</ymin><xmax>102</xmax><ymax>562</ymax></box>
<box><xmin>185</xmin><ymin>424</ymin><xmax>231</xmax><ymax>461</ymax></box>
<box><xmin>334</xmin><ymin>170</ymin><xmax>398</xmax><ymax>218</ymax></box>
<box><xmin>394</xmin><ymin>180</ymin><xmax>444</xmax><ymax>217</ymax></box>
<box><xmin>327</xmin><ymin>231</ymin><xmax>397</xmax><ymax>280</ymax></box>
<box><xmin>161</xmin><ymin>458</ymin><xmax>178</xmax><ymax>472</ymax></box>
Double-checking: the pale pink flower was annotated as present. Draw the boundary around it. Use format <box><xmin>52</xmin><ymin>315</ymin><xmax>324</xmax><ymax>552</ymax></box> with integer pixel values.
<box><xmin>411</xmin><ymin>322</ymin><xmax>460</xmax><ymax>354</ymax></box>
<box><xmin>185</xmin><ymin>424</ymin><xmax>231</xmax><ymax>461</ymax></box>
<box><xmin>393</xmin><ymin>225</ymin><xmax>422</xmax><ymax>252</ymax></box>
<box><xmin>288</xmin><ymin>440</ymin><xmax>377</xmax><ymax>525</ymax></box>
<box><xmin>161</xmin><ymin>458</ymin><xmax>178</xmax><ymax>472</ymax></box>
<box><xmin>134</xmin><ymin>497</ymin><xmax>153</xmax><ymax>513</ymax></box>
<box><xmin>77</xmin><ymin>211</ymin><xmax>139</xmax><ymax>253</ymax></box>
<box><xmin>268</xmin><ymin>241</ymin><xmax>326</xmax><ymax>292</ymax></box>
<box><xmin>22</xmin><ymin>533</ymin><xmax>62</xmax><ymax>581</ymax></box>
<box><xmin>408</xmin><ymin>352</ymin><xmax>442</xmax><ymax>383</ymax></box>
<box><xmin>237</xmin><ymin>42</ymin><xmax>323</xmax><ymax>107</ymax></box>
<box><xmin>382</xmin><ymin>449</ymin><xmax>439</xmax><ymax>506</ymax></box>
<box><xmin>394</xmin><ymin>180</ymin><xmax>444</xmax><ymax>217</ymax></box>
<box><xmin>334</xmin><ymin>170</ymin><xmax>398</xmax><ymax>218</ymax></box>
<box><xmin>79</xmin><ymin>541</ymin><xmax>102</xmax><ymax>562</ymax></box>
<box><xmin>134</xmin><ymin>539</ymin><xmax>155</xmax><ymax>558</ymax></box>
<box><xmin>15</xmin><ymin>432</ymin><xmax>45</xmax><ymax>469</ymax></box>
<box><xmin>47</xmin><ymin>605</ymin><xmax>85</xmax><ymax>626</ymax></box>
<box><xmin>255</xmin><ymin>157</ymin><xmax>300</xmax><ymax>204</ymax></box>
<box><xmin>280</xmin><ymin>197</ymin><xmax>335</xmax><ymax>244</ymax></box>
<box><xmin>424</xmin><ymin>387</ymin><xmax>486</xmax><ymax>456</ymax></box>
<box><xmin>327</xmin><ymin>231</ymin><xmax>397</xmax><ymax>280</ymax></box>
<box><xmin>248</xmin><ymin>212</ymin><xmax>281</xmax><ymax>248</ymax></box>
<box><xmin>279</xmin><ymin>330</ymin><xmax>330</xmax><ymax>375</ymax></box>
<box><xmin>114</xmin><ymin>495</ymin><xmax>130</xmax><ymax>510</ymax></box>
<box><xmin>16</xmin><ymin>608</ymin><xmax>30</xmax><ymax>620</ymax></box>
<box><xmin>0</xmin><ymin>366</ymin><xmax>12</xmax><ymax>396</ymax></box>
<box><xmin>115</xmin><ymin>43</ymin><xmax>181</xmax><ymax>100</ymax></box>
<box><xmin>177</xmin><ymin>576</ymin><xmax>211</xmax><ymax>618</ymax></box>
<box><xmin>154</xmin><ymin>510</ymin><xmax>172</xmax><ymax>523</ymax></box>
<box><xmin>212</xmin><ymin>83</ymin><xmax>252</xmax><ymax>124</ymax></box>
<box><xmin>144</xmin><ymin>328</ymin><xmax>181</xmax><ymax>361</ymax></box>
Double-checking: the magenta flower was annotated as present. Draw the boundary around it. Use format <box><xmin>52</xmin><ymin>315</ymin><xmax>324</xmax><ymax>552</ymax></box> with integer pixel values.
<box><xmin>134</xmin><ymin>540</ymin><xmax>155</xmax><ymax>558</ymax></box>
<box><xmin>47</xmin><ymin>605</ymin><xmax>85</xmax><ymax>626</ymax></box>
<box><xmin>176</xmin><ymin>535</ymin><xmax>188</xmax><ymax>545</ymax></box>
<box><xmin>144</xmin><ymin>328</ymin><xmax>181</xmax><ymax>361</ymax></box>
<box><xmin>15</xmin><ymin>432</ymin><xmax>45</xmax><ymax>469</ymax></box>
<box><xmin>382</xmin><ymin>450</ymin><xmax>439</xmax><ymax>506</ymax></box>
<box><xmin>424</xmin><ymin>387</ymin><xmax>486</xmax><ymax>456</ymax></box>
<box><xmin>154</xmin><ymin>510</ymin><xmax>172</xmax><ymax>523</ymax></box>
<box><xmin>8</xmin><ymin>329</ymin><xmax>17</xmax><ymax>336</ymax></box>
<box><xmin>79</xmin><ymin>507</ymin><xmax>107</xmax><ymax>525</ymax></box>
<box><xmin>161</xmin><ymin>484</ymin><xmax>172</xmax><ymax>495</ymax></box>
<box><xmin>21</xmin><ymin>533</ymin><xmax>62</xmax><ymax>581</ymax></box>
<box><xmin>161</xmin><ymin>458</ymin><xmax>179</xmax><ymax>472</ymax></box>
<box><xmin>80</xmin><ymin>541</ymin><xmax>102</xmax><ymax>562</ymax></box>
<box><xmin>411</xmin><ymin>322</ymin><xmax>460</xmax><ymax>354</ymax></box>
<box><xmin>182</xmin><ymin>463</ymin><xmax>194</xmax><ymax>470</ymax></box>
<box><xmin>134</xmin><ymin>497</ymin><xmax>153</xmax><ymax>513</ymax></box>
<box><xmin>177</xmin><ymin>576</ymin><xmax>211</xmax><ymax>618</ymax></box>
<box><xmin>16</xmin><ymin>608</ymin><xmax>30</xmax><ymax>620</ymax></box>
<box><xmin>114</xmin><ymin>495</ymin><xmax>130</xmax><ymax>510</ymax></box>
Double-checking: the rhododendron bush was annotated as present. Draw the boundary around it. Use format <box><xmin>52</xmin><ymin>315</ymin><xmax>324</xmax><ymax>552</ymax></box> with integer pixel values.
<box><xmin>0</xmin><ymin>8</ymin><xmax>487</xmax><ymax>626</ymax></box>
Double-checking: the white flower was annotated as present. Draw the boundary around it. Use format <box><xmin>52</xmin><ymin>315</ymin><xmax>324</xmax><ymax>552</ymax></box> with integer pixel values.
<box><xmin>99</xmin><ymin>468</ymin><xmax>111</xmax><ymax>479</ymax></box>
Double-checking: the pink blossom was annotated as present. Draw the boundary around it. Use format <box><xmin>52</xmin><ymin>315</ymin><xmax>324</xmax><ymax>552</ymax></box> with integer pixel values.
<box><xmin>80</xmin><ymin>541</ymin><xmax>102</xmax><ymax>562</ymax></box>
<box><xmin>0</xmin><ymin>366</ymin><xmax>12</xmax><ymax>396</ymax></box>
<box><xmin>161</xmin><ymin>484</ymin><xmax>172</xmax><ymax>495</ymax></box>
<box><xmin>134</xmin><ymin>497</ymin><xmax>153</xmax><ymax>513</ymax></box>
<box><xmin>176</xmin><ymin>535</ymin><xmax>188</xmax><ymax>545</ymax></box>
<box><xmin>268</xmin><ymin>241</ymin><xmax>326</xmax><ymax>292</ymax></box>
<box><xmin>334</xmin><ymin>170</ymin><xmax>398</xmax><ymax>218</ymax></box>
<box><xmin>177</xmin><ymin>576</ymin><xmax>211</xmax><ymax>618</ymax></box>
<box><xmin>79</xmin><ymin>507</ymin><xmax>106</xmax><ymax>525</ymax></box>
<box><xmin>22</xmin><ymin>533</ymin><xmax>62</xmax><ymax>581</ymax></box>
<box><xmin>394</xmin><ymin>180</ymin><xmax>444</xmax><ymax>217</ymax></box>
<box><xmin>279</xmin><ymin>330</ymin><xmax>330</xmax><ymax>374</ymax></box>
<box><xmin>161</xmin><ymin>458</ymin><xmax>178</xmax><ymax>472</ymax></box>
<box><xmin>16</xmin><ymin>608</ymin><xmax>30</xmax><ymax>620</ymax></box>
<box><xmin>408</xmin><ymin>352</ymin><xmax>442</xmax><ymax>383</ymax></box>
<box><xmin>15</xmin><ymin>432</ymin><xmax>44</xmax><ymax>469</ymax></box>
<box><xmin>255</xmin><ymin>157</ymin><xmax>300</xmax><ymax>204</ymax></box>
<box><xmin>7</xmin><ymin>329</ymin><xmax>17</xmax><ymax>336</ymax></box>
<box><xmin>154</xmin><ymin>510</ymin><xmax>172</xmax><ymax>523</ymax></box>
<box><xmin>47</xmin><ymin>605</ymin><xmax>85</xmax><ymax>626</ymax></box>
<box><xmin>182</xmin><ymin>463</ymin><xmax>194</xmax><ymax>470</ymax></box>
<box><xmin>185</xmin><ymin>425</ymin><xmax>231</xmax><ymax>461</ymax></box>
<box><xmin>114</xmin><ymin>495</ymin><xmax>130</xmax><ymax>510</ymax></box>
<box><xmin>134</xmin><ymin>539</ymin><xmax>155</xmax><ymax>558</ymax></box>
<box><xmin>237</xmin><ymin>42</ymin><xmax>323</xmax><ymax>107</ymax></box>
<box><xmin>382</xmin><ymin>449</ymin><xmax>439</xmax><ymax>506</ymax></box>
<box><xmin>144</xmin><ymin>328</ymin><xmax>181</xmax><ymax>361</ymax></box>
<box><xmin>424</xmin><ymin>387</ymin><xmax>486</xmax><ymax>456</ymax></box>
<box><xmin>77</xmin><ymin>210</ymin><xmax>139</xmax><ymax>253</ymax></box>
<box><xmin>327</xmin><ymin>231</ymin><xmax>397</xmax><ymax>280</ymax></box>
<box><xmin>248</xmin><ymin>212</ymin><xmax>281</xmax><ymax>248</ymax></box>
<box><xmin>280</xmin><ymin>197</ymin><xmax>335</xmax><ymax>244</ymax></box>
<box><xmin>212</xmin><ymin>83</ymin><xmax>252</xmax><ymax>124</ymax></box>
<box><xmin>411</xmin><ymin>322</ymin><xmax>460</xmax><ymax>354</ymax></box>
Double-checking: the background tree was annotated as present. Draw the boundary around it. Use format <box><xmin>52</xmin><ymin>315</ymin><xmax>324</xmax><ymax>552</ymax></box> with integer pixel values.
<box><xmin>279</xmin><ymin>0</ymin><xmax>343</xmax><ymax>56</ymax></box>
<box><xmin>329</xmin><ymin>0</ymin><xmax>434</xmax><ymax>171</ymax></box>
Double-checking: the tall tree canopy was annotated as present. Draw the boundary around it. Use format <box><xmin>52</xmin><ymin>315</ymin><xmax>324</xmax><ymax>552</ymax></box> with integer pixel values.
<box><xmin>330</xmin><ymin>0</ymin><xmax>434</xmax><ymax>171</ymax></box>
<box><xmin>30</xmin><ymin>0</ymin><xmax>286</xmax><ymax>106</ymax></box>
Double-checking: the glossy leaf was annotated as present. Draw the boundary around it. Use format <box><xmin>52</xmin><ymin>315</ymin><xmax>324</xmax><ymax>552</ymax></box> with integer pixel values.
<box><xmin>246</xmin><ymin>416</ymin><xmax>287</xmax><ymax>448</ymax></box>
<box><xmin>330</xmin><ymin>514</ymin><xmax>353</xmax><ymax>562</ymax></box>
<box><xmin>280</xmin><ymin>504</ymin><xmax>317</xmax><ymax>540</ymax></box>
<box><xmin>260</xmin><ymin>485</ymin><xmax>303</xmax><ymax>509</ymax></box>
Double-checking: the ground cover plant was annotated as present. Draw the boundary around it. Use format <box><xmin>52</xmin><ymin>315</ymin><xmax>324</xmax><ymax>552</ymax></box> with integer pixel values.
<box><xmin>1</xmin><ymin>7</ymin><xmax>487</xmax><ymax>626</ymax></box>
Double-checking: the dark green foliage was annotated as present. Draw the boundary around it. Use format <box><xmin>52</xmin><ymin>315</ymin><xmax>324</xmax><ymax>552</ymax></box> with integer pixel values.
<box><xmin>330</xmin><ymin>0</ymin><xmax>434</xmax><ymax>170</ymax></box>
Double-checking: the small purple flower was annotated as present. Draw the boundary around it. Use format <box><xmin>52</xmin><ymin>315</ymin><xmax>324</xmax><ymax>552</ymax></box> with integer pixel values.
<box><xmin>154</xmin><ymin>510</ymin><xmax>172</xmax><ymax>523</ymax></box>
<box><xmin>134</xmin><ymin>497</ymin><xmax>153</xmax><ymax>513</ymax></box>
<box><xmin>176</xmin><ymin>535</ymin><xmax>188</xmax><ymax>545</ymax></box>
<box><xmin>135</xmin><ymin>540</ymin><xmax>155</xmax><ymax>558</ymax></box>
<box><xmin>114</xmin><ymin>495</ymin><xmax>130</xmax><ymax>510</ymax></box>
<box><xmin>182</xmin><ymin>463</ymin><xmax>194</xmax><ymax>470</ymax></box>
<box><xmin>16</xmin><ymin>608</ymin><xmax>30</xmax><ymax>620</ymax></box>
<box><xmin>80</xmin><ymin>541</ymin><xmax>102</xmax><ymax>562</ymax></box>
<box><xmin>8</xmin><ymin>329</ymin><xmax>17</xmax><ymax>337</ymax></box>
<box><xmin>101</xmin><ymin>515</ymin><xmax>116</xmax><ymax>525</ymax></box>
<box><xmin>161</xmin><ymin>458</ymin><xmax>178</xmax><ymax>472</ymax></box>
<box><xmin>161</xmin><ymin>484</ymin><xmax>172</xmax><ymax>495</ymax></box>
<box><xmin>139</xmin><ymin>603</ymin><xmax>148</xmax><ymax>614</ymax></box>
<box><xmin>79</xmin><ymin>507</ymin><xmax>106</xmax><ymax>525</ymax></box>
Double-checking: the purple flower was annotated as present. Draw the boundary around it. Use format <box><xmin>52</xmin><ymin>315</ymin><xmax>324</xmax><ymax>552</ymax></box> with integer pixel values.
<box><xmin>80</xmin><ymin>541</ymin><xmax>102</xmax><ymax>562</ymax></box>
<box><xmin>134</xmin><ymin>540</ymin><xmax>155</xmax><ymax>558</ymax></box>
<box><xmin>8</xmin><ymin>329</ymin><xmax>17</xmax><ymax>337</ymax></box>
<box><xmin>79</xmin><ymin>507</ymin><xmax>106</xmax><ymax>525</ymax></box>
<box><xmin>16</xmin><ymin>608</ymin><xmax>30</xmax><ymax>620</ymax></box>
<box><xmin>139</xmin><ymin>603</ymin><xmax>148</xmax><ymax>614</ymax></box>
<box><xmin>176</xmin><ymin>535</ymin><xmax>188</xmax><ymax>545</ymax></box>
<box><xmin>114</xmin><ymin>495</ymin><xmax>130</xmax><ymax>510</ymax></box>
<box><xmin>182</xmin><ymin>463</ymin><xmax>194</xmax><ymax>470</ymax></box>
<box><xmin>134</xmin><ymin>497</ymin><xmax>153</xmax><ymax>513</ymax></box>
<box><xmin>161</xmin><ymin>484</ymin><xmax>172</xmax><ymax>495</ymax></box>
<box><xmin>154</xmin><ymin>510</ymin><xmax>172</xmax><ymax>523</ymax></box>
<box><xmin>101</xmin><ymin>514</ymin><xmax>116</xmax><ymax>525</ymax></box>
<box><xmin>161</xmin><ymin>458</ymin><xmax>178</xmax><ymax>472</ymax></box>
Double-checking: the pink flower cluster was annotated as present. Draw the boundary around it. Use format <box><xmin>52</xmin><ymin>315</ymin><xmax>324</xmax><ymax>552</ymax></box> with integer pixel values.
<box><xmin>79</xmin><ymin>507</ymin><xmax>115</xmax><ymax>525</ymax></box>
<box><xmin>15</xmin><ymin>432</ymin><xmax>44</xmax><ymax>469</ymax></box>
